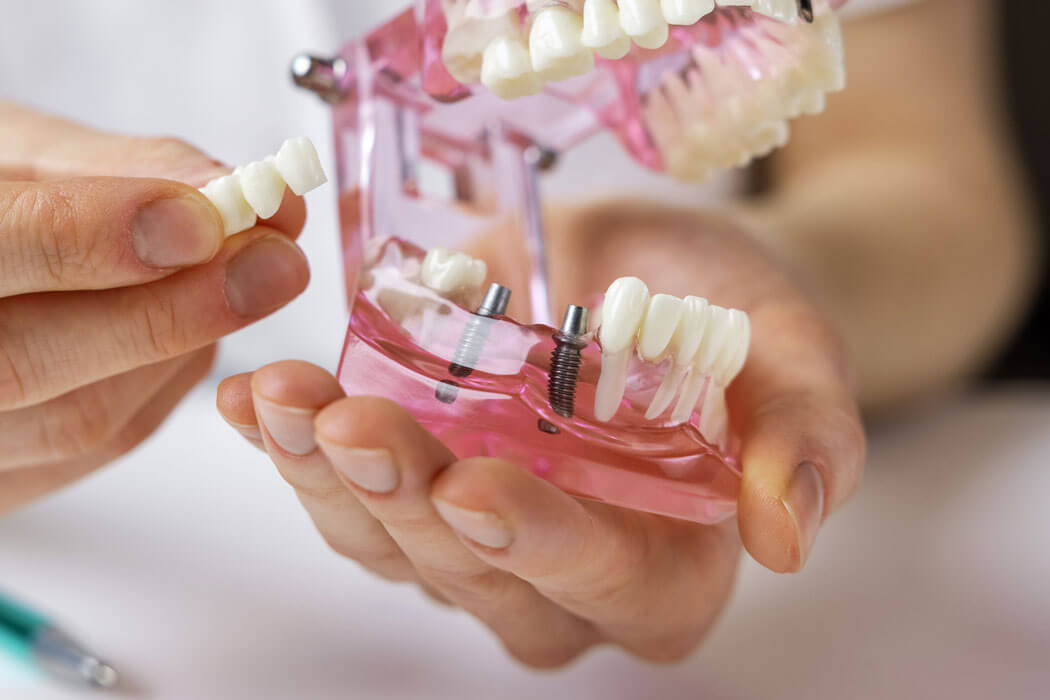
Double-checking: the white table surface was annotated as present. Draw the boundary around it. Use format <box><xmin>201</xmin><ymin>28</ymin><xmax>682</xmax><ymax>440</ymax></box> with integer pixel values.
<box><xmin>2</xmin><ymin>385</ymin><xmax>1048</xmax><ymax>700</ymax></box>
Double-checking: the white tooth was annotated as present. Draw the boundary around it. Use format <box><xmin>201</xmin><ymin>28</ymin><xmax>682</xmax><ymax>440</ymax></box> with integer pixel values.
<box><xmin>238</xmin><ymin>159</ymin><xmax>286</xmax><ymax>219</ymax></box>
<box><xmin>581</xmin><ymin>0</ymin><xmax>632</xmax><ymax>59</ymax></box>
<box><xmin>693</xmin><ymin>305</ymin><xmax>732</xmax><ymax>375</ymax></box>
<box><xmin>715</xmin><ymin>0</ymin><xmax>750</xmax><ymax>6</ymax></box>
<box><xmin>619</xmin><ymin>0</ymin><xmax>668</xmax><ymax>44</ymax></box>
<box><xmin>529</xmin><ymin>7</ymin><xmax>595</xmax><ymax>81</ymax></box>
<box><xmin>598</xmin><ymin>277</ymin><xmax>650</xmax><ymax>354</ymax></box>
<box><xmin>717</xmin><ymin>309</ymin><xmax>751</xmax><ymax>385</ymax></box>
<box><xmin>637</xmin><ymin>294</ymin><xmax>684</xmax><ymax>361</ymax></box>
<box><xmin>643</xmin><ymin>295</ymin><xmax>710</xmax><ymax>419</ymax></box>
<box><xmin>594</xmin><ymin>277</ymin><xmax>650</xmax><ymax>422</ymax></box>
<box><xmin>633</xmin><ymin>24</ymin><xmax>669</xmax><ymax>49</ymax></box>
<box><xmin>441</xmin><ymin>5</ymin><xmax>519</xmax><ymax>84</ymax></box>
<box><xmin>661</xmin><ymin>0</ymin><xmax>715</xmax><ymax>25</ymax></box>
<box><xmin>421</xmin><ymin>248</ymin><xmax>488</xmax><ymax>294</ymax></box>
<box><xmin>752</xmin><ymin>0</ymin><xmax>798</xmax><ymax>23</ymax></box>
<box><xmin>697</xmin><ymin>383</ymin><xmax>728</xmax><ymax>447</ymax></box>
<box><xmin>200</xmin><ymin>175</ymin><xmax>256</xmax><ymax>237</ymax></box>
<box><xmin>594</xmin><ymin>347</ymin><xmax>633</xmax><ymax>422</ymax></box>
<box><xmin>273</xmin><ymin>136</ymin><xmax>328</xmax><ymax>196</ymax></box>
<box><xmin>481</xmin><ymin>36</ymin><xmax>544</xmax><ymax>99</ymax></box>
<box><xmin>812</xmin><ymin>13</ymin><xmax>846</xmax><ymax>92</ymax></box>
<box><xmin>670</xmin><ymin>368</ymin><xmax>708</xmax><ymax>424</ymax></box>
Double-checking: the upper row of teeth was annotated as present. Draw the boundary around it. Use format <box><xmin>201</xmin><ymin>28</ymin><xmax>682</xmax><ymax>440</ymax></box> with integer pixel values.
<box><xmin>594</xmin><ymin>276</ymin><xmax>749</xmax><ymax>442</ymax></box>
<box><xmin>199</xmin><ymin>136</ymin><xmax>328</xmax><ymax>237</ymax></box>
<box><xmin>446</xmin><ymin>0</ymin><xmax>808</xmax><ymax>100</ymax></box>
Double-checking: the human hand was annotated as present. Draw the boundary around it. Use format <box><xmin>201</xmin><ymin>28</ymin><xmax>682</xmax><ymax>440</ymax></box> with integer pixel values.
<box><xmin>216</xmin><ymin>200</ymin><xmax>864</xmax><ymax>665</ymax></box>
<box><xmin>0</xmin><ymin>103</ymin><xmax>310</xmax><ymax>511</ymax></box>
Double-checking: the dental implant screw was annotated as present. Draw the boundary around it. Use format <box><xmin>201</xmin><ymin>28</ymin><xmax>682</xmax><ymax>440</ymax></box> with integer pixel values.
<box><xmin>548</xmin><ymin>305</ymin><xmax>589</xmax><ymax>420</ymax></box>
<box><xmin>290</xmin><ymin>54</ymin><xmax>349</xmax><ymax>103</ymax></box>
<box><xmin>797</xmin><ymin>0</ymin><xmax>814</xmax><ymax>23</ymax></box>
<box><xmin>448</xmin><ymin>283</ymin><xmax>512</xmax><ymax>378</ymax></box>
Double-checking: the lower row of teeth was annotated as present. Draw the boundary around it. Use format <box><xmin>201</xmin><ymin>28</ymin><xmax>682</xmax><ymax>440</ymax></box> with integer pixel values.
<box><xmin>421</xmin><ymin>248</ymin><xmax>750</xmax><ymax>450</ymax></box>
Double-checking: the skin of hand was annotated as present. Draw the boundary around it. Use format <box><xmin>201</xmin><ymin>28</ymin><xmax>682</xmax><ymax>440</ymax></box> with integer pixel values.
<box><xmin>216</xmin><ymin>201</ymin><xmax>865</xmax><ymax>666</ymax></box>
<box><xmin>0</xmin><ymin>102</ymin><xmax>311</xmax><ymax>513</ymax></box>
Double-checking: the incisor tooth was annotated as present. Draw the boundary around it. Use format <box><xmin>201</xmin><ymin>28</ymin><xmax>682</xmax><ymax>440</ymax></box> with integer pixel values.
<box><xmin>670</xmin><ymin>368</ymin><xmax>708</xmax><ymax>424</ymax></box>
<box><xmin>697</xmin><ymin>383</ymin><xmax>728</xmax><ymax>447</ymax></box>
<box><xmin>661</xmin><ymin>0</ymin><xmax>715</xmax><ymax>25</ymax></box>
<box><xmin>274</xmin><ymin>137</ymin><xmax>328</xmax><ymax>196</ymax></box>
<box><xmin>638</xmin><ymin>294</ymin><xmax>684</xmax><ymax>361</ymax></box>
<box><xmin>238</xmin><ymin>159</ymin><xmax>286</xmax><ymax>219</ymax></box>
<box><xmin>694</xmin><ymin>305</ymin><xmax>732</xmax><ymax>374</ymax></box>
<box><xmin>581</xmin><ymin>0</ymin><xmax>632</xmax><ymax>59</ymax></box>
<box><xmin>644</xmin><ymin>295</ymin><xmax>710</xmax><ymax>419</ymax></box>
<box><xmin>481</xmin><ymin>36</ymin><xmax>544</xmax><ymax>99</ymax></box>
<box><xmin>200</xmin><ymin>175</ymin><xmax>256</xmax><ymax>237</ymax></box>
<box><xmin>752</xmin><ymin>0</ymin><xmax>798</xmax><ymax>23</ymax></box>
<box><xmin>529</xmin><ymin>7</ymin><xmax>595</xmax><ymax>81</ymax></box>
<box><xmin>619</xmin><ymin>0</ymin><xmax>668</xmax><ymax>45</ymax></box>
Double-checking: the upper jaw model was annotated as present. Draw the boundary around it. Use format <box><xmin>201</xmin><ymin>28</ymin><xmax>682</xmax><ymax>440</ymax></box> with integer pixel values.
<box><xmin>289</xmin><ymin>0</ymin><xmax>848</xmax><ymax>523</ymax></box>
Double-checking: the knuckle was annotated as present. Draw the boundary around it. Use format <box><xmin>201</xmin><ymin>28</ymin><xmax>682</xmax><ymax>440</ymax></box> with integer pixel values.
<box><xmin>6</xmin><ymin>185</ymin><xmax>91</xmax><ymax>285</ymax></box>
<box><xmin>131</xmin><ymin>288</ymin><xmax>185</xmax><ymax>360</ymax></box>
<box><xmin>0</xmin><ymin>311</ymin><xmax>42</xmax><ymax>410</ymax></box>
<box><xmin>41</xmin><ymin>387</ymin><xmax>120</xmax><ymax>460</ymax></box>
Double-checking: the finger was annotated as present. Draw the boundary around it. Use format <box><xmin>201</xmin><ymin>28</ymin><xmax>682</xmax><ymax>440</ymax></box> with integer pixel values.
<box><xmin>430</xmin><ymin>459</ymin><xmax>739</xmax><ymax>661</ymax></box>
<box><xmin>733</xmin><ymin>300</ymin><xmax>867</xmax><ymax>573</ymax></box>
<box><xmin>0</xmin><ymin>351</ymin><xmax>194</xmax><ymax>470</ymax></box>
<box><xmin>315</xmin><ymin>398</ymin><xmax>598</xmax><ymax>668</ymax></box>
<box><xmin>0</xmin><ymin>344</ymin><xmax>214</xmax><ymax>515</ymax></box>
<box><xmin>0</xmin><ymin>105</ymin><xmax>307</xmax><ymax>238</ymax></box>
<box><xmin>0</xmin><ymin>227</ymin><xmax>309</xmax><ymax>411</ymax></box>
<box><xmin>0</xmin><ymin>177</ymin><xmax>226</xmax><ymax>295</ymax></box>
<box><xmin>216</xmin><ymin>372</ymin><xmax>264</xmax><ymax>448</ymax></box>
<box><xmin>245</xmin><ymin>362</ymin><xmax>416</xmax><ymax>583</ymax></box>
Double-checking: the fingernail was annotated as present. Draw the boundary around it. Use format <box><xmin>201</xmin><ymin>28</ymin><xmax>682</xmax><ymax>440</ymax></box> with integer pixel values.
<box><xmin>133</xmin><ymin>195</ymin><xmax>222</xmax><ymax>268</ymax></box>
<box><xmin>224</xmin><ymin>235</ymin><xmax>308</xmax><ymax>318</ymax></box>
<box><xmin>781</xmin><ymin>461</ymin><xmax>825</xmax><ymax>568</ymax></box>
<box><xmin>432</xmin><ymin>499</ymin><xmax>513</xmax><ymax>550</ymax></box>
<box><xmin>323</xmin><ymin>443</ymin><xmax>399</xmax><ymax>494</ymax></box>
<box><xmin>254</xmin><ymin>398</ymin><xmax>316</xmax><ymax>456</ymax></box>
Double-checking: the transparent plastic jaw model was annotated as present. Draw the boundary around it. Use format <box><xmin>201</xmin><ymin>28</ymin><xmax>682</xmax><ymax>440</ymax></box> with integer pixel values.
<box><xmin>291</xmin><ymin>0</ymin><xmax>848</xmax><ymax>524</ymax></box>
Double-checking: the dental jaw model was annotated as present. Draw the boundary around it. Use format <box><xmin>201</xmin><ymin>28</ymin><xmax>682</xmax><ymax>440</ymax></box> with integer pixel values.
<box><xmin>290</xmin><ymin>0</ymin><xmax>848</xmax><ymax>524</ymax></box>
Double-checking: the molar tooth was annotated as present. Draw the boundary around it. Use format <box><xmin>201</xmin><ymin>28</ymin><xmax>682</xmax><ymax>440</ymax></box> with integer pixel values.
<box><xmin>200</xmin><ymin>175</ymin><xmax>256</xmax><ymax>237</ymax></box>
<box><xmin>238</xmin><ymin>159</ymin><xmax>286</xmax><ymax>219</ymax></box>
<box><xmin>529</xmin><ymin>7</ymin><xmax>595</xmax><ymax>82</ymax></box>
<box><xmin>594</xmin><ymin>277</ymin><xmax>651</xmax><ymax>422</ymax></box>
<box><xmin>274</xmin><ymin>137</ymin><xmax>328</xmax><ymax>196</ymax></box>
<box><xmin>637</xmin><ymin>294</ymin><xmax>684</xmax><ymax>362</ymax></box>
<box><xmin>581</xmin><ymin>0</ymin><xmax>632</xmax><ymax>59</ymax></box>
<box><xmin>481</xmin><ymin>36</ymin><xmax>544</xmax><ymax>99</ymax></box>
<box><xmin>421</xmin><ymin>247</ymin><xmax>487</xmax><ymax>294</ymax></box>
<box><xmin>661</xmin><ymin>0</ymin><xmax>715</xmax><ymax>25</ymax></box>
<box><xmin>618</xmin><ymin>0</ymin><xmax>669</xmax><ymax>47</ymax></box>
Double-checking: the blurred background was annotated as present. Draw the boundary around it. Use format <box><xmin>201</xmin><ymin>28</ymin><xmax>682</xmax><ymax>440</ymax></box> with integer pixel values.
<box><xmin>0</xmin><ymin>1</ymin><xmax>1047</xmax><ymax>698</ymax></box>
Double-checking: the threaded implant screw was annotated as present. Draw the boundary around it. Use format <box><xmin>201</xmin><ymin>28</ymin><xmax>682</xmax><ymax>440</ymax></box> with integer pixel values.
<box><xmin>547</xmin><ymin>305</ymin><xmax>589</xmax><ymax>419</ymax></box>
<box><xmin>436</xmin><ymin>283</ymin><xmax>511</xmax><ymax>403</ymax></box>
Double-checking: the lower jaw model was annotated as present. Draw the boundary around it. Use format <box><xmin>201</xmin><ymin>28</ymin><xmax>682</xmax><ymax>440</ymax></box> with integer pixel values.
<box><xmin>285</xmin><ymin>0</ymin><xmax>848</xmax><ymax>523</ymax></box>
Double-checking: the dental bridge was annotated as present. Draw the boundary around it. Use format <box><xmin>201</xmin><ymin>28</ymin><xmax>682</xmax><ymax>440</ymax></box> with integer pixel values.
<box><xmin>269</xmin><ymin>0</ymin><xmax>846</xmax><ymax>523</ymax></box>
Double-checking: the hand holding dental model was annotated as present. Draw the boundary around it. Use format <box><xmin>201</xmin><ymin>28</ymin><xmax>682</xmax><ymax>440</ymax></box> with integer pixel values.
<box><xmin>0</xmin><ymin>102</ymin><xmax>312</xmax><ymax>512</ymax></box>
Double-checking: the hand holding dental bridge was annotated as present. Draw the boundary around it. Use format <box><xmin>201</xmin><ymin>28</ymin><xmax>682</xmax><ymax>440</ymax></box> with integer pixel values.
<box><xmin>0</xmin><ymin>102</ymin><xmax>312</xmax><ymax>512</ymax></box>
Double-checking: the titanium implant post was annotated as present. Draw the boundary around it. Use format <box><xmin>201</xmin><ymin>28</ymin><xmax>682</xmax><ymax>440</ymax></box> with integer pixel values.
<box><xmin>436</xmin><ymin>283</ymin><xmax>512</xmax><ymax>404</ymax></box>
<box><xmin>547</xmin><ymin>305</ymin><xmax>589</xmax><ymax>419</ymax></box>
